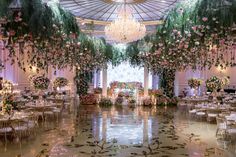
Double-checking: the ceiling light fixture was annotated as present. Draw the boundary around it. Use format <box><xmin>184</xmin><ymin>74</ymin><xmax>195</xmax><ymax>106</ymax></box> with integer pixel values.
<box><xmin>104</xmin><ymin>0</ymin><xmax>146</xmax><ymax>43</ymax></box>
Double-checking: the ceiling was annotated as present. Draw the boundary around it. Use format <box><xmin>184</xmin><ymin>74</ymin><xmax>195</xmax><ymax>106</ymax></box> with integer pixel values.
<box><xmin>59</xmin><ymin>0</ymin><xmax>180</xmax><ymax>41</ymax></box>
<box><xmin>60</xmin><ymin>0</ymin><xmax>179</xmax><ymax>21</ymax></box>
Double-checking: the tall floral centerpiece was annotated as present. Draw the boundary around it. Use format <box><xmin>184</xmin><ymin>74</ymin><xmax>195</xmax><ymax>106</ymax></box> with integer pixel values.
<box><xmin>53</xmin><ymin>77</ymin><xmax>69</xmax><ymax>91</ymax></box>
<box><xmin>31</xmin><ymin>75</ymin><xmax>50</xmax><ymax>100</ymax></box>
<box><xmin>188</xmin><ymin>78</ymin><xmax>202</xmax><ymax>97</ymax></box>
<box><xmin>1</xmin><ymin>93</ymin><xmax>14</xmax><ymax>115</ymax></box>
<box><xmin>206</xmin><ymin>76</ymin><xmax>230</xmax><ymax>98</ymax></box>
<box><xmin>0</xmin><ymin>80</ymin><xmax>14</xmax><ymax>115</ymax></box>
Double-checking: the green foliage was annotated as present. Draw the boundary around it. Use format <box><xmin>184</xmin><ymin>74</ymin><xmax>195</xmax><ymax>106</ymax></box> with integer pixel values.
<box><xmin>0</xmin><ymin>0</ymin><xmax>11</xmax><ymax>17</ymax></box>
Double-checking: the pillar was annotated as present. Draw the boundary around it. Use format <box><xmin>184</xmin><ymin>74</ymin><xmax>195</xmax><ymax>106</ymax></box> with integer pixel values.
<box><xmin>144</xmin><ymin>66</ymin><xmax>149</xmax><ymax>97</ymax></box>
<box><xmin>102</xmin><ymin>68</ymin><xmax>107</xmax><ymax>97</ymax></box>
<box><xmin>96</xmin><ymin>69</ymin><xmax>101</xmax><ymax>88</ymax></box>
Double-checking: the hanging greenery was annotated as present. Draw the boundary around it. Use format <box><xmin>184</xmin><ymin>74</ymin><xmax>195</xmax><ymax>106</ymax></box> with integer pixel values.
<box><xmin>1</xmin><ymin>0</ymin><xmax>236</xmax><ymax>97</ymax></box>
<box><xmin>124</xmin><ymin>0</ymin><xmax>236</xmax><ymax>97</ymax></box>
<box><xmin>0</xmin><ymin>0</ymin><xmax>121</xmax><ymax>72</ymax></box>
<box><xmin>126</xmin><ymin>0</ymin><xmax>236</xmax><ymax>72</ymax></box>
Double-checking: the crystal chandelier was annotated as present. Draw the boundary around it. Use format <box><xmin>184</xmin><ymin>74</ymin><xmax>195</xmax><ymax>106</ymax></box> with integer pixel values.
<box><xmin>105</xmin><ymin>2</ymin><xmax>146</xmax><ymax>43</ymax></box>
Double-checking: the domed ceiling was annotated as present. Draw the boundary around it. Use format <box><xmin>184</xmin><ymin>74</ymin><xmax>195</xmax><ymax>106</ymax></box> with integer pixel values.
<box><xmin>59</xmin><ymin>0</ymin><xmax>180</xmax><ymax>40</ymax></box>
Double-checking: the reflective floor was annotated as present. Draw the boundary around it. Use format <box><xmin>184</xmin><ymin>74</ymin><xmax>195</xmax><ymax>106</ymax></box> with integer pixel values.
<box><xmin>1</xmin><ymin>104</ymin><xmax>236</xmax><ymax>157</ymax></box>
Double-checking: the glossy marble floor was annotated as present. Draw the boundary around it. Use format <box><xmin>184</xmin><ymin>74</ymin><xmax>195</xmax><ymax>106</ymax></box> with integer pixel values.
<box><xmin>1</xmin><ymin>104</ymin><xmax>236</xmax><ymax>157</ymax></box>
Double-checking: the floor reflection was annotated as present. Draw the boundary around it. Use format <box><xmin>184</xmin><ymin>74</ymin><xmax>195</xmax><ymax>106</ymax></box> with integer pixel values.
<box><xmin>1</xmin><ymin>105</ymin><xmax>236</xmax><ymax>157</ymax></box>
<box><xmin>94</xmin><ymin>108</ymin><xmax>153</xmax><ymax>144</ymax></box>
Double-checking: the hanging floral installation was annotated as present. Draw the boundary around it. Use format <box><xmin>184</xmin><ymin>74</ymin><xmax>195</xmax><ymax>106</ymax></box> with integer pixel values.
<box><xmin>0</xmin><ymin>0</ymin><xmax>123</xmax><ymax>96</ymax></box>
<box><xmin>0</xmin><ymin>0</ymin><xmax>123</xmax><ymax>72</ymax></box>
<box><xmin>125</xmin><ymin>0</ymin><xmax>236</xmax><ymax>97</ymax></box>
<box><xmin>0</xmin><ymin>0</ymin><xmax>236</xmax><ymax>97</ymax></box>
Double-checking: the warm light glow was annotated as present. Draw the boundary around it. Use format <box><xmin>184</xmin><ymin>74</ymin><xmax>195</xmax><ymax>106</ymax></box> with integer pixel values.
<box><xmin>105</xmin><ymin>6</ymin><xmax>146</xmax><ymax>43</ymax></box>
<box><xmin>31</xmin><ymin>66</ymin><xmax>37</xmax><ymax>73</ymax></box>
<box><xmin>217</xmin><ymin>65</ymin><xmax>226</xmax><ymax>72</ymax></box>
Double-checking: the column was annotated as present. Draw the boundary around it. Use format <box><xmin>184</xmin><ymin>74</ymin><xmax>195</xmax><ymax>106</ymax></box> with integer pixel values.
<box><xmin>144</xmin><ymin>65</ymin><xmax>149</xmax><ymax>97</ymax></box>
<box><xmin>96</xmin><ymin>69</ymin><xmax>101</xmax><ymax>88</ymax></box>
<box><xmin>102</xmin><ymin>68</ymin><xmax>107</xmax><ymax>97</ymax></box>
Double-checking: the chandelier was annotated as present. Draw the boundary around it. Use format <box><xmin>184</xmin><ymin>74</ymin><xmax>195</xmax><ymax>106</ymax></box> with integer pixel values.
<box><xmin>105</xmin><ymin>2</ymin><xmax>146</xmax><ymax>43</ymax></box>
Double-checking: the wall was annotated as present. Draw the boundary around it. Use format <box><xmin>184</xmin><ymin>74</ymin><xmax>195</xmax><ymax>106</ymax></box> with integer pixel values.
<box><xmin>175</xmin><ymin>66</ymin><xmax>235</xmax><ymax>96</ymax></box>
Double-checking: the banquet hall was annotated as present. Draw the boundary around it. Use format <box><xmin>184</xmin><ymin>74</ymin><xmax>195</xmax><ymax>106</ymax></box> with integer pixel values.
<box><xmin>0</xmin><ymin>0</ymin><xmax>236</xmax><ymax>157</ymax></box>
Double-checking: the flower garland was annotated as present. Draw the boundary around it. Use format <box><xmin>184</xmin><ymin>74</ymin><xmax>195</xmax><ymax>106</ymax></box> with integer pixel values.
<box><xmin>188</xmin><ymin>78</ymin><xmax>202</xmax><ymax>89</ymax></box>
<box><xmin>53</xmin><ymin>77</ymin><xmax>69</xmax><ymax>88</ymax></box>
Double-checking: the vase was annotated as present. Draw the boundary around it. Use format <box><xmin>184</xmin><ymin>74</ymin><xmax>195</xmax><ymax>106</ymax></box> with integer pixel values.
<box><xmin>37</xmin><ymin>89</ymin><xmax>45</xmax><ymax>103</ymax></box>
<box><xmin>211</xmin><ymin>89</ymin><xmax>218</xmax><ymax>101</ymax></box>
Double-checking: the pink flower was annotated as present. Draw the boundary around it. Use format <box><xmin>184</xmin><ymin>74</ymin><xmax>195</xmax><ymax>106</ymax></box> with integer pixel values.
<box><xmin>202</xmin><ymin>17</ymin><xmax>208</xmax><ymax>22</ymax></box>
<box><xmin>192</xmin><ymin>26</ymin><xmax>197</xmax><ymax>31</ymax></box>
<box><xmin>9</xmin><ymin>30</ymin><xmax>16</xmax><ymax>36</ymax></box>
<box><xmin>220</xmin><ymin>39</ymin><xmax>225</xmax><ymax>45</ymax></box>
<box><xmin>184</xmin><ymin>44</ymin><xmax>189</xmax><ymax>49</ymax></box>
